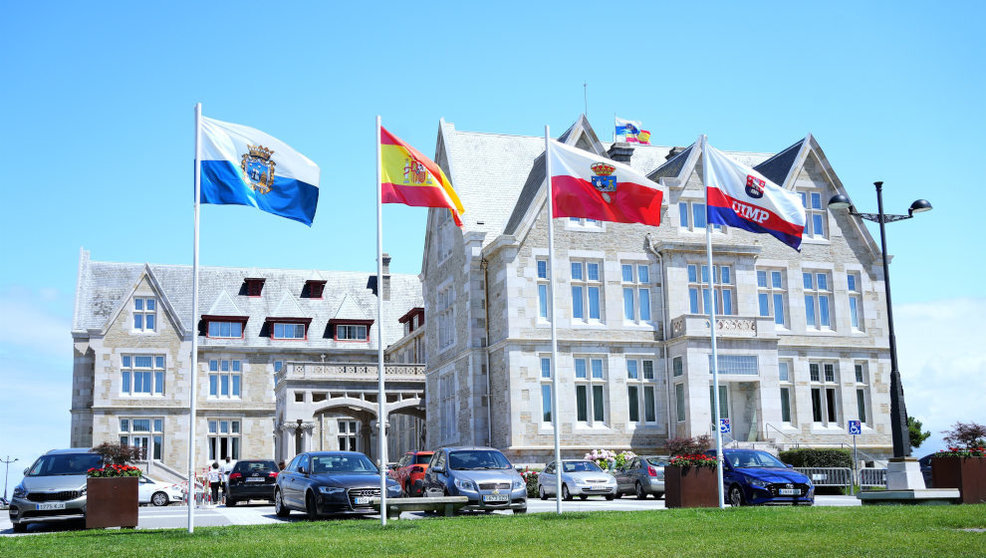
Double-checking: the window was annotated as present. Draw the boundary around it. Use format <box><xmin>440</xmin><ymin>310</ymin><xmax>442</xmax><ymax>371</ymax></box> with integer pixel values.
<box><xmin>854</xmin><ymin>362</ymin><xmax>869</xmax><ymax>424</ymax></box>
<box><xmin>439</xmin><ymin>370</ymin><xmax>456</xmax><ymax>442</ymax></box>
<box><xmin>687</xmin><ymin>264</ymin><xmax>735</xmax><ymax>315</ymax></box>
<box><xmin>847</xmin><ymin>272</ymin><xmax>863</xmax><ymax>331</ymax></box>
<box><xmin>274</xmin><ymin>360</ymin><xmax>284</xmax><ymax>387</ymax></box>
<box><xmin>133</xmin><ymin>297</ymin><xmax>157</xmax><ymax>332</ymax></box>
<box><xmin>540</xmin><ymin>356</ymin><xmax>553</xmax><ymax>423</ymax></box>
<box><xmin>675</xmin><ymin>384</ymin><xmax>686</xmax><ymax>422</ymax></box>
<box><xmin>709</xmin><ymin>384</ymin><xmax>729</xmax><ymax>420</ymax></box>
<box><xmin>809</xmin><ymin>362</ymin><xmax>839</xmax><ymax>425</ymax></box>
<box><xmin>436</xmin><ymin>210</ymin><xmax>454</xmax><ymax>262</ymax></box>
<box><xmin>757</xmin><ymin>269</ymin><xmax>788</xmax><ymax>328</ymax></box>
<box><xmin>626</xmin><ymin>358</ymin><xmax>657</xmax><ymax>424</ymax></box>
<box><xmin>338</xmin><ymin>420</ymin><xmax>358</xmax><ymax>451</ymax></box>
<box><xmin>437</xmin><ymin>283</ymin><xmax>455</xmax><ymax>350</ymax></box>
<box><xmin>672</xmin><ymin>356</ymin><xmax>683</xmax><ymax>377</ymax></box>
<box><xmin>208</xmin><ymin>359</ymin><xmax>242</xmax><ymax>399</ymax></box>
<box><xmin>778</xmin><ymin>361</ymin><xmax>795</xmax><ymax>424</ymax></box>
<box><xmin>804</xmin><ymin>271</ymin><xmax>833</xmax><ymax>329</ymax></box>
<box><xmin>571</xmin><ymin>260</ymin><xmax>603</xmax><ymax>322</ymax></box>
<box><xmin>208</xmin><ymin>419</ymin><xmax>240</xmax><ymax>461</ymax></box>
<box><xmin>621</xmin><ymin>263</ymin><xmax>652</xmax><ymax>323</ymax></box>
<box><xmin>574</xmin><ymin>356</ymin><xmax>606</xmax><ymax>425</ymax></box>
<box><xmin>708</xmin><ymin>355</ymin><xmax>759</xmax><ymax>376</ymax></box>
<box><xmin>208</xmin><ymin>321</ymin><xmax>244</xmax><ymax>338</ymax></box>
<box><xmin>679</xmin><ymin>201</ymin><xmax>723</xmax><ymax>232</ymax></box>
<box><xmin>567</xmin><ymin>217</ymin><xmax>603</xmax><ymax>228</ymax></box>
<box><xmin>119</xmin><ymin>417</ymin><xmax>163</xmax><ymax>460</ymax></box>
<box><xmin>536</xmin><ymin>258</ymin><xmax>550</xmax><ymax>321</ymax></box>
<box><xmin>120</xmin><ymin>355</ymin><xmax>165</xmax><ymax>396</ymax></box>
<box><xmin>273</xmin><ymin>322</ymin><xmax>306</xmax><ymax>340</ymax></box>
<box><xmin>800</xmin><ymin>190</ymin><xmax>827</xmax><ymax>239</ymax></box>
<box><xmin>244</xmin><ymin>278</ymin><xmax>265</xmax><ymax>297</ymax></box>
<box><xmin>336</xmin><ymin>324</ymin><xmax>368</xmax><ymax>341</ymax></box>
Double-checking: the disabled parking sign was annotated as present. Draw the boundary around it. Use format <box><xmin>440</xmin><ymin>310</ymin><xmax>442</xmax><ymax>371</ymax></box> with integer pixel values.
<box><xmin>719</xmin><ymin>418</ymin><xmax>731</xmax><ymax>434</ymax></box>
<box><xmin>848</xmin><ymin>420</ymin><xmax>862</xmax><ymax>436</ymax></box>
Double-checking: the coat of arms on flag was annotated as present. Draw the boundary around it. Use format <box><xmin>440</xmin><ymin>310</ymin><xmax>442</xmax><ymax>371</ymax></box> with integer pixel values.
<box><xmin>240</xmin><ymin>145</ymin><xmax>277</xmax><ymax>194</ymax></box>
<box><xmin>590</xmin><ymin>162</ymin><xmax>616</xmax><ymax>196</ymax></box>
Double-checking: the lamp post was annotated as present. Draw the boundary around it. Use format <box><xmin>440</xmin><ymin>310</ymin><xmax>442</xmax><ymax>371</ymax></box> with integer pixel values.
<box><xmin>2</xmin><ymin>456</ymin><xmax>17</xmax><ymax>502</ymax></box>
<box><xmin>828</xmin><ymin>182</ymin><xmax>932</xmax><ymax>459</ymax></box>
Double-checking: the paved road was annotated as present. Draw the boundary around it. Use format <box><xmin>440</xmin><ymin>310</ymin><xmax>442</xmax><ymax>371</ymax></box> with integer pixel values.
<box><xmin>0</xmin><ymin>495</ymin><xmax>860</xmax><ymax>536</ymax></box>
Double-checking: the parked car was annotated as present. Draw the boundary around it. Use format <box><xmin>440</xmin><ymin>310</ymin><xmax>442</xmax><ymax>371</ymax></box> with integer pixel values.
<box><xmin>226</xmin><ymin>459</ymin><xmax>279</xmax><ymax>505</ymax></box>
<box><xmin>389</xmin><ymin>451</ymin><xmax>433</xmax><ymax>497</ymax></box>
<box><xmin>274</xmin><ymin>451</ymin><xmax>401</xmax><ymax>519</ymax></box>
<box><xmin>537</xmin><ymin>459</ymin><xmax>617</xmax><ymax>500</ymax></box>
<box><xmin>8</xmin><ymin>448</ymin><xmax>103</xmax><ymax>533</ymax></box>
<box><xmin>707</xmin><ymin>449</ymin><xmax>815</xmax><ymax>506</ymax></box>
<box><xmin>614</xmin><ymin>455</ymin><xmax>669</xmax><ymax>499</ymax></box>
<box><xmin>918</xmin><ymin>454</ymin><xmax>934</xmax><ymax>488</ymax></box>
<box><xmin>420</xmin><ymin>447</ymin><xmax>527</xmax><ymax>514</ymax></box>
<box><xmin>138</xmin><ymin>475</ymin><xmax>185</xmax><ymax>506</ymax></box>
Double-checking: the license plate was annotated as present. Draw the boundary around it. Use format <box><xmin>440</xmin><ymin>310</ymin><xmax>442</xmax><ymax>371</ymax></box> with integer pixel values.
<box><xmin>246</xmin><ymin>478</ymin><xmax>265</xmax><ymax>483</ymax></box>
<box><xmin>483</xmin><ymin>494</ymin><xmax>508</xmax><ymax>503</ymax></box>
<box><xmin>37</xmin><ymin>502</ymin><xmax>66</xmax><ymax>511</ymax></box>
<box><xmin>778</xmin><ymin>488</ymin><xmax>799</xmax><ymax>495</ymax></box>
<box><xmin>354</xmin><ymin>496</ymin><xmax>372</xmax><ymax>505</ymax></box>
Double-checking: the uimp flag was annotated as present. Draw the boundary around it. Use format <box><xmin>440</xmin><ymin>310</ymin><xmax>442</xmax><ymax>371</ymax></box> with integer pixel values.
<box><xmin>380</xmin><ymin>126</ymin><xmax>464</xmax><ymax>227</ymax></box>
<box><xmin>200</xmin><ymin>117</ymin><xmax>320</xmax><ymax>226</ymax></box>
<box><xmin>703</xmin><ymin>143</ymin><xmax>806</xmax><ymax>250</ymax></box>
<box><xmin>615</xmin><ymin>117</ymin><xmax>651</xmax><ymax>145</ymax></box>
<box><xmin>548</xmin><ymin>139</ymin><xmax>663</xmax><ymax>226</ymax></box>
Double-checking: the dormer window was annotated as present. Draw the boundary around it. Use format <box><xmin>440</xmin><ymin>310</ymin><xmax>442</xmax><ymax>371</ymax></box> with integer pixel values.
<box><xmin>203</xmin><ymin>315</ymin><xmax>248</xmax><ymax>339</ymax></box>
<box><xmin>330</xmin><ymin>319</ymin><xmax>373</xmax><ymax>342</ymax></box>
<box><xmin>304</xmin><ymin>280</ymin><xmax>327</xmax><ymax>299</ymax></box>
<box><xmin>244</xmin><ymin>278</ymin><xmax>266</xmax><ymax>297</ymax></box>
<box><xmin>266</xmin><ymin>317</ymin><xmax>312</xmax><ymax>340</ymax></box>
<box><xmin>398</xmin><ymin>307</ymin><xmax>425</xmax><ymax>336</ymax></box>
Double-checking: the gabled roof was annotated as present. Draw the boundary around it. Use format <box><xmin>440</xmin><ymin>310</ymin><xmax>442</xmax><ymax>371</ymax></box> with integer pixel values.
<box><xmin>332</xmin><ymin>294</ymin><xmax>371</xmax><ymax>322</ymax></box>
<box><xmin>205</xmin><ymin>290</ymin><xmax>244</xmax><ymax>317</ymax></box>
<box><xmin>753</xmin><ymin>138</ymin><xmax>806</xmax><ymax>187</ymax></box>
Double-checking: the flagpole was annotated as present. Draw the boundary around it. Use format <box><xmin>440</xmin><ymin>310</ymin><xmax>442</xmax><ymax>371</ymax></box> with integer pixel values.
<box><xmin>187</xmin><ymin>103</ymin><xmax>202</xmax><ymax>533</ymax></box>
<box><xmin>376</xmin><ymin>115</ymin><xmax>388</xmax><ymax>526</ymax></box>
<box><xmin>544</xmin><ymin>126</ymin><xmax>562</xmax><ymax>515</ymax></box>
<box><xmin>700</xmin><ymin>135</ymin><xmax>726</xmax><ymax>509</ymax></box>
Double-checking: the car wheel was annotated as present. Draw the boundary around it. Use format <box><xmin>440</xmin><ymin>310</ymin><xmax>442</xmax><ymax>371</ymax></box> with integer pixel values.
<box><xmin>656</xmin><ymin>492</ymin><xmax>665</xmax><ymax>500</ymax></box>
<box><xmin>274</xmin><ymin>489</ymin><xmax>290</xmax><ymax>517</ymax></box>
<box><xmin>538</xmin><ymin>485</ymin><xmax>547</xmax><ymax>500</ymax></box>
<box><xmin>605</xmin><ymin>494</ymin><xmax>615</xmax><ymax>501</ymax></box>
<box><xmin>635</xmin><ymin>482</ymin><xmax>647</xmax><ymax>500</ymax></box>
<box><xmin>151</xmin><ymin>491</ymin><xmax>169</xmax><ymax>507</ymax></box>
<box><xmin>513</xmin><ymin>507</ymin><xmax>527</xmax><ymax>514</ymax></box>
<box><xmin>579</xmin><ymin>495</ymin><xmax>588</xmax><ymax>500</ymax></box>
<box><xmin>305</xmin><ymin>491</ymin><xmax>319</xmax><ymax>520</ymax></box>
<box><xmin>12</xmin><ymin>522</ymin><xmax>27</xmax><ymax>533</ymax></box>
<box><xmin>729</xmin><ymin>485</ymin><xmax>745</xmax><ymax>507</ymax></box>
<box><xmin>227</xmin><ymin>498</ymin><xmax>237</xmax><ymax>506</ymax></box>
<box><xmin>562</xmin><ymin>484</ymin><xmax>572</xmax><ymax>501</ymax></box>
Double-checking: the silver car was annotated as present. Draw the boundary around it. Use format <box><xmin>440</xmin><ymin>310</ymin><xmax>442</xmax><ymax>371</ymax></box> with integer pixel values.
<box><xmin>537</xmin><ymin>460</ymin><xmax>617</xmax><ymax>500</ymax></box>
<box><xmin>9</xmin><ymin>449</ymin><xmax>103</xmax><ymax>533</ymax></box>
<box><xmin>420</xmin><ymin>447</ymin><xmax>527</xmax><ymax>513</ymax></box>
<box><xmin>614</xmin><ymin>455</ymin><xmax>669</xmax><ymax>499</ymax></box>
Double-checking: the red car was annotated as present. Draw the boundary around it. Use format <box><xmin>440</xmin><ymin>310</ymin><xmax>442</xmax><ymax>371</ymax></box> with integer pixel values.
<box><xmin>390</xmin><ymin>451</ymin><xmax>434</xmax><ymax>496</ymax></box>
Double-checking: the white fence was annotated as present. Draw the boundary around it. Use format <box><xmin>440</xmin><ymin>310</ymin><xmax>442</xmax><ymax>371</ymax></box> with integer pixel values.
<box><xmin>792</xmin><ymin>467</ymin><xmax>888</xmax><ymax>489</ymax></box>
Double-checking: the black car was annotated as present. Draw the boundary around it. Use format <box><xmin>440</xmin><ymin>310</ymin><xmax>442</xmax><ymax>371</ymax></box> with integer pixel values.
<box><xmin>274</xmin><ymin>451</ymin><xmax>401</xmax><ymax>519</ymax></box>
<box><xmin>226</xmin><ymin>459</ymin><xmax>279</xmax><ymax>505</ymax></box>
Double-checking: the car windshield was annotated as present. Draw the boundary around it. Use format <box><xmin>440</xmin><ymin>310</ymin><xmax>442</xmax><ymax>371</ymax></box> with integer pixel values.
<box><xmin>310</xmin><ymin>454</ymin><xmax>378</xmax><ymax>474</ymax></box>
<box><xmin>726</xmin><ymin>451</ymin><xmax>787</xmax><ymax>468</ymax></box>
<box><xmin>235</xmin><ymin>461</ymin><xmax>278</xmax><ymax>473</ymax></box>
<box><xmin>448</xmin><ymin>450</ymin><xmax>511</xmax><ymax>470</ymax></box>
<box><xmin>414</xmin><ymin>454</ymin><xmax>433</xmax><ymax>465</ymax></box>
<box><xmin>562</xmin><ymin>461</ymin><xmax>602</xmax><ymax>473</ymax></box>
<box><xmin>27</xmin><ymin>453</ymin><xmax>103</xmax><ymax>476</ymax></box>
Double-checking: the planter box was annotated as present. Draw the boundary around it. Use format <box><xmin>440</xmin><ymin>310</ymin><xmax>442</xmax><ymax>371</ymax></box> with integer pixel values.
<box><xmin>931</xmin><ymin>456</ymin><xmax>986</xmax><ymax>504</ymax></box>
<box><xmin>86</xmin><ymin>477</ymin><xmax>139</xmax><ymax>529</ymax></box>
<box><xmin>665</xmin><ymin>465</ymin><xmax>718</xmax><ymax>508</ymax></box>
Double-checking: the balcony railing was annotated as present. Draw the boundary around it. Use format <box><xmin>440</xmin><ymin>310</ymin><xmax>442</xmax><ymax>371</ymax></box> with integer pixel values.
<box><xmin>669</xmin><ymin>315</ymin><xmax>776</xmax><ymax>340</ymax></box>
<box><xmin>277</xmin><ymin>362</ymin><xmax>426</xmax><ymax>383</ymax></box>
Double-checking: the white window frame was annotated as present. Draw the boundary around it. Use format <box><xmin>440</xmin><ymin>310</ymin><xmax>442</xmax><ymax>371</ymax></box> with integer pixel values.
<box><xmin>207</xmin><ymin>320</ymin><xmax>243</xmax><ymax>339</ymax></box>
<box><xmin>847</xmin><ymin>271</ymin><xmax>864</xmax><ymax>331</ymax></box>
<box><xmin>272</xmin><ymin>322</ymin><xmax>306</xmax><ymax>340</ymax></box>
<box><xmin>854</xmin><ymin>361</ymin><xmax>870</xmax><ymax>425</ymax></box>
<box><xmin>574</xmin><ymin>356</ymin><xmax>606</xmax><ymax>426</ymax></box>
<box><xmin>540</xmin><ymin>356</ymin><xmax>553</xmax><ymax>424</ymax></box>
<box><xmin>437</xmin><ymin>281</ymin><xmax>455</xmax><ymax>351</ymax></box>
<box><xmin>687</xmin><ymin>264</ymin><xmax>735</xmax><ymax>316</ymax></box>
<box><xmin>778</xmin><ymin>360</ymin><xmax>795</xmax><ymax>425</ymax></box>
<box><xmin>336</xmin><ymin>324</ymin><xmax>368</xmax><ymax>341</ymax></box>
<box><xmin>208</xmin><ymin>359</ymin><xmax>242</xmax><ymax>399</ymax></box>
<box><xmin>337</xmin><ymin>420</ymin><xmax>359</xmax><ymax>451</ymax></box>
<box><xmin>436</xmin><ymin>210</ymin><xmax>454</xmax><ymax>263</ymax></box>
<box><xmin>799</xmin><ymin>189</ymin><xmax>828</xmax><ymax>239</ymax></box>
<box><xmin>626</xmin><ymin>357</ymin><xmax>658</xmax><ymax>424</ymax></box>
<box><xmin>207</xmin><ymin>418</ymin><xmax>241</xmax><ymax>460</ymax></box>
<box><xmin>119</xmin><ymin>417</ymin><xmax>163</xmax><ymax>461</ymax></box>
<box><xmin>621</xmin><ymin>262</ymin><xmax>652</xmax><ymax>324</ymax></box>
<box><xmin>757</xmin><ymin>268</ymin><xmax>788</xmax><ymax>328</ymax></box>
<box><xmin>804</xmin><ymin>270</ymin><xmax>834</xmax><ymax>330</ymax></box>
<box><xmin>809</xmin><ymin>361</ymin><xmax>840</xmax><ymax>425</ymax></box>
<box><xmin>439</xmin><ymin>369</ymin><xmax>456</xmax><ymax>443</ymax></box>
<box><xmin>675</xmin><ymin>383</ymin><xmax>686</xmax><ymax>422</ymax></box>
<box><xmin>571</xmin><ymin>259</ymin><xmax>603</xmax><ymax>323</ymax></box>
<box><xmin>120</xmin><ymin>355</ymin><xmax>166</xmax><ymax>396</ymax></box>
<box><xmin>678</xmin><ymin>200</ymin><xmax>724</xmax><ymax>233</ymax></box>
<box><xmin>133</xmin><ymin>297</ymin><xmax>157</xmax><ymax>332</ymax></box>
<box><xmin>536</xmin><ymin>258</ymin><xmax>551</xmax><ymax>322</ymax></box>
<box><xmin>565</xmin><ymin>217</ymin><xmax>605</xmax><ymax>231</ymax></box>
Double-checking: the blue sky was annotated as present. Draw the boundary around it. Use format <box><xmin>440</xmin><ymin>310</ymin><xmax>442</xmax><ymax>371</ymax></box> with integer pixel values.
<box><xmin>1</xmin><ymin>1</ymin><xmax>983</xmax><ymax>486</ymax></box>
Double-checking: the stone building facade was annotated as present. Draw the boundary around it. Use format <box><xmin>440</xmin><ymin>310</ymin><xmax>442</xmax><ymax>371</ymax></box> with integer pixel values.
<box><xmin>70</xmin><ymin>250</ymin><xmax>424</xmax><ymax>480</ymax></box>
<box><xmin>420</xmin><ymin>116</ymin><xmax>894</xmax><ymax>462</ymax></box>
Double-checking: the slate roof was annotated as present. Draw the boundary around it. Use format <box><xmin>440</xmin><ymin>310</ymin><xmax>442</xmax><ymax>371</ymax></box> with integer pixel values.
<box><xmin>73</xmin><ymin>250</ymin><xmax>422</xmax><ymax>349</ymax></box>
<box><xmin>753</xmin><ymin>138</ymin><xmax>805</xmax><ymax>186</ymax></box>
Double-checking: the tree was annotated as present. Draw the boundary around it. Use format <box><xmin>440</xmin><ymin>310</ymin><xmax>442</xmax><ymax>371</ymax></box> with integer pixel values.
<box><xmin>942</xmin><ymin>421</ymin><xmax>986</xmax><ymax>450</ymax></box>
<box><xmin>92</xmin><ymin>442</ymin><xmax>143</xmax><ymax>465</ymax></box>
<box><xmin>908</xmin><ymin>416</ymin><xmax>931</xmax><ymax>450</ymax></box>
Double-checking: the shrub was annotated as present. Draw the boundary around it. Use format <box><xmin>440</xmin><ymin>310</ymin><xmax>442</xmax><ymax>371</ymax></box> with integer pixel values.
<box><xmin>942</xmin><ymin>421</ymin><xmax>986</xmax><ymax>451</ymax></box>
<box><xmin>665</xmin><ymin>436</ymin><xmax>712</xmax><ymax>457</ymax></box>
<box><xmin>519</xmin><ymin>467</ymin><xmax>540</xmax><ymax>498</ymax></box>
<box><xmin>778</xmin><ymin>448</ymin><xmax>852</xmax><ymax>468</ymax></box>
<box><xmin>584</xmin><ymin>449</ymin><xmax>636</xmax><ymax>471</ymax></box>
<box><xmin>92</xmin><ymin>442</ymin><xmax>143</xmax><ymax>465</ymax></box>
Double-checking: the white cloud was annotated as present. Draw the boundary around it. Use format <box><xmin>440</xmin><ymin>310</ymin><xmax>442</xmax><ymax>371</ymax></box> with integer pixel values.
<box><xmin>895</xmin><ymin>298</ymin><xmax>986</xmax><ymax>455</ymax></box>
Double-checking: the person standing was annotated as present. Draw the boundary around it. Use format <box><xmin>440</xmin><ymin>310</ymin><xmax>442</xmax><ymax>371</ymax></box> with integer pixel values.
<box><xmin>207</xmin><ymin>462</ymin><xmax>222</xmax><ymax>505</ymax></box>
<box><xmin>221</xmin><ymin>455</ymin><xmax>236</xmax><ymax>503</ymax></box>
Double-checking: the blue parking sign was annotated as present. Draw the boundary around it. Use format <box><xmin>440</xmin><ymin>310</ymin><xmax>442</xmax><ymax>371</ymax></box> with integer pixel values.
<box><xmin>848</xmin><ymin>420</ymin><xmax>862</xmax><ymax>436</ymax></box>
<box><xmin>720</xmin><ymin>418</ymin><xmax>730</xmax><ymax>434</ymax></box>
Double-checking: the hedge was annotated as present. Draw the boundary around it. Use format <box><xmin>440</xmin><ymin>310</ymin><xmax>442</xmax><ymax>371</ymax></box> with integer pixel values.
<box><xmin>778</xmin><ymin>448</ymin><xmax>853</xmax><ymax>468</ymax></box>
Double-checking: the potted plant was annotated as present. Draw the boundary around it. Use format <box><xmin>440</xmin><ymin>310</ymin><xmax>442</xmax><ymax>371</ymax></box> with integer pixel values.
<box><xmin>664</xmin><ymin>436</ymin><xmax>717</xmax><ymax>508</ymax></box>
<box><xmin>85</xmin><ymin>443</ymin><xmax>142</xmax><ymax>529</ymax></box>
<box><xmin>931</xmin><ymin>422</ymin><xmax>986</xmax><ymax>504</ymax></box>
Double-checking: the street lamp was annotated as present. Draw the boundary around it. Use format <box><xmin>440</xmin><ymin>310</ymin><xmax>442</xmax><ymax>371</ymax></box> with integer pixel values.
<box><xmin>828</xmin><ymin>181</ymin><xmax>932</xmax><ymax>461</ymax></box>
<box><xmin>2</xmin><ymin>456</ymin><xmax>17</xmax><ymax>501</ymax></box>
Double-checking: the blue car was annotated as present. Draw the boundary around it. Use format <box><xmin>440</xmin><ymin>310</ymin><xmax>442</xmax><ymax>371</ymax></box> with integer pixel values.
<box><xmin>707</xmin><ymin>449</ymin><xmax>814</xmax><ymax>506</ymax></box>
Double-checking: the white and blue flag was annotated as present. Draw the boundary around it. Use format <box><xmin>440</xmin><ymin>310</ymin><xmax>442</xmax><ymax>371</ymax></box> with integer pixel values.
<box><xmin>200</xmin><ymin>116</ymin><xmax>320</xmax><ymax>226</ymax></box>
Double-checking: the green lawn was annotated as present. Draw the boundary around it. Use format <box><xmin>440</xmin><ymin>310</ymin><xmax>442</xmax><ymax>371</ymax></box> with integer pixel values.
<box><xmin>2</xmin><ymin>505</ymin><xmax>984</xmax><ymax>557</ymax></box>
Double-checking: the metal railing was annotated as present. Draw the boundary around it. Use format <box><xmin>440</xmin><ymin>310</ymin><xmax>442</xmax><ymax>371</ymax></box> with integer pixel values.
<box><xmin>794</xmin><ymin>467</ymin><xmax>854</xmax><ymax>487</ymax></box>
<box><xmin>859</xmin><ymin>468</ymin><xmax>888</xmax><ymax>488</ymax></box>
<box><xmin>765</xmin><ymin>423</ymin><xmax>801</xmax><ymax>449</ymax></box>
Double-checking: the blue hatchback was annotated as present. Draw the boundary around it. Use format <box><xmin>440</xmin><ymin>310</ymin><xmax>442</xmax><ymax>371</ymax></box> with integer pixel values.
<box><xmin>708</xmin><ymin>449</ymin><xmax>814</xmax><ymax>506</ymax></box>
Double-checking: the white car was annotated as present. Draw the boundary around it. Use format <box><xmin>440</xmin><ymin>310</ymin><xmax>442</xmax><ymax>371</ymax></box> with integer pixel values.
<box><xmin>138</xmin><ymin>476</ymin><xmax>185</xmax><ymax>506</ymax></box>
<box><xmin>537</xmin><ymin>460</ymin><xmax>618</xmax><ymax>500</ymax></box>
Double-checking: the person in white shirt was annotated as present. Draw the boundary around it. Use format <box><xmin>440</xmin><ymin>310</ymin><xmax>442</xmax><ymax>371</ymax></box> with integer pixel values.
<box><xmin>207</xmin><ymin>462</ymin><xmax>222</xmax><ymax>504</ymax></box>
<box><xmin>221</xmin><ymin>456</ymin><xmax>236</xmax><ymax>503</ymax></box>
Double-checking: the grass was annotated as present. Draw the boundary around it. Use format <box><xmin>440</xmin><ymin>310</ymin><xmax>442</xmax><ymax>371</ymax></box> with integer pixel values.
<box><xmin>2</xmin><ymin>505</ymin><xmax>984</xmax><ymax>557</ymax></box>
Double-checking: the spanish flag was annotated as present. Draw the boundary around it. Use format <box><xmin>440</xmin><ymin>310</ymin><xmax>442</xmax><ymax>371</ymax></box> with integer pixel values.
<box><xmin>380</xmin><ymin>126</ymin><xmax>464</xmax><ymax>227</ymax></box>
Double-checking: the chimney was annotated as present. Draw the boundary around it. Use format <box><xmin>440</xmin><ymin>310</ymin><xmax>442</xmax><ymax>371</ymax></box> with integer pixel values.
<box><xmin>607</xmin><ymin>142</ymin><xmax>634</xmax><ymax>164</ymax></box>
<box><xmin>382</xmin><ymin>253</ymin><xmax>391</xmax><ymax>301</ymax></box>
<box><xmin>665</xmin><ymin>146</ymin><xmax>686</xmax><ymax>161</ymax></box>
